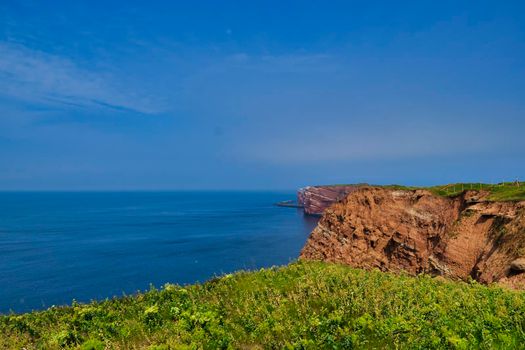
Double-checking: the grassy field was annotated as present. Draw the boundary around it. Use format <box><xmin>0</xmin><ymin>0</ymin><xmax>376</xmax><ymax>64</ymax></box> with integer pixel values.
<box><xmin>317</xmin><ymin>182</ymin><xmax>525</xmax><ymax>201</ymax></box>
<box><xmin>380</xmin><ymin>182</ymin><xmax>525</xmax><ymax>201</ymax></box>
<box><xmin>1</xmin><ymin>261</ymin><xmax>525</xmax><ymax>349</ymax></box>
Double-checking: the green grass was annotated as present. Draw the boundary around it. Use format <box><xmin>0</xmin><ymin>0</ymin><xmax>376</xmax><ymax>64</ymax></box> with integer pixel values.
<box><xmin>380</xmin><ymin>182</ymin><xmax>525</xmax><ymax>201</ymax></box>
<box><xmin>2</xmin><ymin>261</ymin><xmax>525</xmax><ymax>349</ymax></box>
<box><xmin>312</xmin><ymin>182</ymin><xmax>525</xmax><ymax>201</ymax></box>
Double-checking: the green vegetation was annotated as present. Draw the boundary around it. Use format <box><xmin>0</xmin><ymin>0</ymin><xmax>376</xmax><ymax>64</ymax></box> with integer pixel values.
<box><xmin>2</xmin><ymin>261</ymin><xmax>525</xmax><ymax>349</ymax></box>
<box><xmin>319</xmin><ymin>182</ymin><xmax>525</xmax><ymax>201</ymax></box>
<box><xmin>382</xmin><ymin>182</ymin><xmax>525</xmax><ymax>201</ymax></box>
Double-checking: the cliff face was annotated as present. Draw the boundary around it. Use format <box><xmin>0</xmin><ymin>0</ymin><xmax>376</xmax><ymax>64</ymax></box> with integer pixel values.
<box><xmin>300</xmin><ymin>187</ymin><xmax>525</xmax><ymax>288</ymax></box>
<box><xmin>297</xmin><ymin>185</ymin><xmax>361</xmax><ymax>216</ymax></box>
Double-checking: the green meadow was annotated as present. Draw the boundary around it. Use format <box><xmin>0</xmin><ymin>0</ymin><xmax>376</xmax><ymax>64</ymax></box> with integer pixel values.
<box><xmin>380</xmin><ymin>182</ymin><xmax>525</xmax><ymax>201</ymax></box>
<box><xmin>2</xmin><ymin>261</ymin><xmax>524</xmax><ymax>349</ymax></box>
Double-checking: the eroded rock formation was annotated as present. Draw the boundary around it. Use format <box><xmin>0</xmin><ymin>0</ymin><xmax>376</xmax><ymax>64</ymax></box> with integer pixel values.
<box><xmin>300</xmin><ymin>187</ymin><xmax>525</xmax><ymax>289</ymax></box>
<box><xmin>297</xmin><ymin>185</ymin><xmax>362</xmax><ymax>216</ymax></box>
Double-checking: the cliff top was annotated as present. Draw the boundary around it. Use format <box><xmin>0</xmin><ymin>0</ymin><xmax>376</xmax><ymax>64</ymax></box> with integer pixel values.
<box><xmin>306</xmin><ymin>182</ymin><xmax>525</xmax><ymax>202</ymax></box>
<box><xmin>383</xmin><ymin>182</ymin><xmax>525</xmax><ymax>202</ymax></box>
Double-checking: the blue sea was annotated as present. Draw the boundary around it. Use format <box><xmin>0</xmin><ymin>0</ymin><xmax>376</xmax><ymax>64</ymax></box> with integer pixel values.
<box><xmin>0</xmin><ymin>191</ymin><xmax>317</xmax><ymax>314</ymax></box>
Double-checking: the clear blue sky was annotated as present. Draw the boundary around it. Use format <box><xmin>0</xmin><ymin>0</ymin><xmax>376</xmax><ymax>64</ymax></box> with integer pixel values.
<box><xmin>1</xmin><ymin>1</ymin><xmax>524</xmax><ymax>190</ymax></box>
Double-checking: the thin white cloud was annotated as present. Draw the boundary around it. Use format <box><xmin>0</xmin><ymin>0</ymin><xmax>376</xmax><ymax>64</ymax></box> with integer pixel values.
<box><xmin>0</xmin><ymin>42</ymin><xmax>162</xmax><ymax>114</ymax></box>
<box><xmin>238</xmin><ymin>123</ymin><xmax>504</xmax><ymax>164</ymax></box>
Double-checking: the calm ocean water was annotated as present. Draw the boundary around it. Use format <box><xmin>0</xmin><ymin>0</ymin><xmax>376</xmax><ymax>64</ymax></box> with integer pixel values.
<box><xmin>0</xmin><ymin>191</ymin><xmax>317</xmax><ymax>314</ymax></box>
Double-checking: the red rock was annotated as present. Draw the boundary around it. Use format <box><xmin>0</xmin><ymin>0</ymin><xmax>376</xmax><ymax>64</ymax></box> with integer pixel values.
<box><xmin>511</xmin><ymin>258</ymin><xmax>525</xmax><ymax>271</ymax></box>
<box><xmin>297</xmin><ymin>185</ymin><xmax>362</xmax><ymax>216</ymax></box>
<box><xmin>300</xmin><ymin>186</ymin><xmax>525</xmax><ymax>288</ymax></box>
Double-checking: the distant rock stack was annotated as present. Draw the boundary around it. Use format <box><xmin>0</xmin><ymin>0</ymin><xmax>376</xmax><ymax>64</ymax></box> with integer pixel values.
<box><xmin>297</xmin><ymin>185</ymin><xmax>362</xmax><ymax>216</ymax></box>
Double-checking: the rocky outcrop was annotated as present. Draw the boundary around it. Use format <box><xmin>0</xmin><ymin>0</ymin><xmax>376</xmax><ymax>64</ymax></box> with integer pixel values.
<box><xmin>300</xmin><ymin>186</ymin><xmax>525</xmax><ymax>289</ymax></box>
<box><xmin>510</xmin><ymin>258</ymin><xmax>525</xmax><ymax>272</ymax></box>
<box><xmin>297</xmin><ymin>185</ymin><xmax>362</xmax><ymax>216</ymax></box>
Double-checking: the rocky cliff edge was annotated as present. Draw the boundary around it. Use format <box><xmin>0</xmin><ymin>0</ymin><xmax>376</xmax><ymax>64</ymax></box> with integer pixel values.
<box><xmin>300</xmin><ymin>186</ymin><xmax>525</xmax><ymax>289</ymax></box>
<box><xmin>297</xmin><ymin>185</ymin><xmax>362</xmax><ymax>216</ymax></box>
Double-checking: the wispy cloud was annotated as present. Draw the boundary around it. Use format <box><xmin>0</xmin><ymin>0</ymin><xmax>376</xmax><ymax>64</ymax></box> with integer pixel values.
<box><xmin>235</xmin><ymin>122</ymin><xmax>509</xmax><ymax>164</ymax></box>
<box><xmin>0</xmin><ymin>42</ymin><xmax>162</xmax><ymax>114</ymax></box>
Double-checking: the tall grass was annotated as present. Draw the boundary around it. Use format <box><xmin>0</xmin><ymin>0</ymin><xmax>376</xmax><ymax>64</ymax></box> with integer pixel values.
<box><xmin>1</xmin><ymin>261</ymin><xmax>524</xmax><ymax>349</ymax></box>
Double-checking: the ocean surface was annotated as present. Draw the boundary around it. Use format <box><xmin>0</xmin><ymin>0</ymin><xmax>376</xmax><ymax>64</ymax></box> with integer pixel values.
<box><xmin>0</xmin><ymin>191</ymin><xmax>318</xmax><ymax>314</ymax></box>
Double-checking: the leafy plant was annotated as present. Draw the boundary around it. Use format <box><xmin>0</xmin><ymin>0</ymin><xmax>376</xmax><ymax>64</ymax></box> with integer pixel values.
<box><xmin>1</xmin><ymin>261</ymin><xmax>524</xmax><ymax>349</ymax></box>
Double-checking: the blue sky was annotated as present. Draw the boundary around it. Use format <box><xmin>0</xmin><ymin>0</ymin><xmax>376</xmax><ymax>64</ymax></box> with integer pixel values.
<box><xmin>1</xmin><ymin>1</ymin><xmax>524</xmax><ymax>190</ymax></box>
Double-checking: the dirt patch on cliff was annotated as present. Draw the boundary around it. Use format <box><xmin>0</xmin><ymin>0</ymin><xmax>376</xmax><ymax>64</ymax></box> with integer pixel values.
<box><xmin>300</xmin><ymin>187</ymin><xmax>525</xmax><ymax>288</ymax></box>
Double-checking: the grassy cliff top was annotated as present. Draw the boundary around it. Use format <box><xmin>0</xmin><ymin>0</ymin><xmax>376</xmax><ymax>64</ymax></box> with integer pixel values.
<box><xmin>382</xmin><ymin>182</ymin><xmax>525</xmax><ymax>201</ymax></box>
<box><xmin>2</xmin><ymin>261</ymin><xmax>524</xmax><ymax>349</ymax></box>
<box><xmin>309</xmin><ymin>182</ymin><xmax>525</xmax><ymax>201</ymax></box>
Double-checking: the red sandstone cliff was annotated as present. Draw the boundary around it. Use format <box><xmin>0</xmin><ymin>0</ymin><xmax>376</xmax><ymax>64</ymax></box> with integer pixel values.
<box><xmin>297</xmin><ymin>185</ymin><xmax>362</xmax><ymax>216</ymax></box>
<box><xmin>300</xmin><ymin>187</ymin><xmax>525</xmax><ymax>289</ymax></box>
